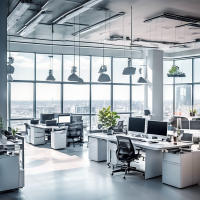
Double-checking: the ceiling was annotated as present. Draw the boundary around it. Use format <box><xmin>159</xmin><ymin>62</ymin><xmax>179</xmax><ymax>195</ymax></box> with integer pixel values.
<box><xmin>7</xmin><ymin>0</ymin><xmax>200</xmax><ymax>53</ymax></box>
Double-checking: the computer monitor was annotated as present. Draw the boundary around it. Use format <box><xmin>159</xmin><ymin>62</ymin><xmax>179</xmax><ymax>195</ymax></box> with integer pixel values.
<box><xmin>147</xmin><ymin>120</ymin><xmax>167</xmax><ymax>136</ymax></box>
<box><xmin>58</xmin><ymin>114</ymin><xmax>71</xmax><ymax>124</ymax></box>
<box><xmin>128</xmin><ymin>117</ymin><xmax>146</xmax><ymax>133</ymax></box>
<box><xmin>182</xmin><ymin>121</ymin><xmax>189</xmax><ymax>129</ymax></box>
<box><xmin>71</xmin><ymin>115</ymin><xmax>82</xmax><ymax>123</ymax></box>
<box><xmin>40</xmin><ymin>113</ymin><xmax>54</xmax><ymax>124</ymax></box>
<box><xmin>190</xmin><ymin>121</ymin><xmax>200</xmax><ymax>130</ymax></box>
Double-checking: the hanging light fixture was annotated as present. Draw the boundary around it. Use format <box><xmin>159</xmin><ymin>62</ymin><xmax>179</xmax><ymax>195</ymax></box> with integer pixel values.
<box><xmin>77</xmin><ymin>14</ymin><xmax>84</xmax><ymax>84</ymax></box>
<box><xmin>138</xmin><ymin>52</ymin><xmax>147</xmax><ymax>83</ymax></box>
<box><xmin>98</xmin><ymin>11</ymin><xmax>111</xmax><ymax>82</ymax></box>
<box><xmin>46</xmin><ymin>24</ymin><xmax>56</xmax><ymax>81</ymax></box>
<box><xmin>122</xmin><ymin>6</ymin><xmax>136</xmax><ymax>75</ymax></box>
<box><xmin>68</xmin><ymin>17</ymin><xmax>79</xmax><ymax>81</ymax></box>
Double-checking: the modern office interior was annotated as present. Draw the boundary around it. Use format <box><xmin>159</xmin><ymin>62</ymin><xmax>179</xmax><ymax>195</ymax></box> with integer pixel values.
<box><xmin>1</xmin><ymin>0</ymin><xmax>200</xmax><ymax>199</ymax></box>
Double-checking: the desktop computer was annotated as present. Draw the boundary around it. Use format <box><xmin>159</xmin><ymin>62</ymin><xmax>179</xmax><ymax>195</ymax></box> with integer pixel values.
<box><xmin>40</xmin><ymin>114</ymin><xmax>54</xmax><ymax>124</ymax></box>
<box><xmin>147</xmin><ymin>120</ymin><xmax>168</xmax><ymax>139</ymax></box>
<box><xmin>128</xmin><ymin>117</ymin><xmax>146</xmax><ymax>134</ymax></box>
<box><xmin>58</xmin><ymin>114</ymin><xmax>71</xmax><ymax>125</ymax></box>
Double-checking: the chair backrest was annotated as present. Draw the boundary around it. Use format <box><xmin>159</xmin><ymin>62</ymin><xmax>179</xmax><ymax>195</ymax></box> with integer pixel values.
<box><xmin>117</xmin><ymin>121</ymin><xmax>124</xmax><ymax>129</ymax></box>
<box><xmin>181</xmin><ymin>133</ymin><xmax>193</xmax><ymax>142</ymax></box>
<box><xmin>116</xmin><ymin>136</ymin><xmax>135</xmax><ymax>159</ymax></box>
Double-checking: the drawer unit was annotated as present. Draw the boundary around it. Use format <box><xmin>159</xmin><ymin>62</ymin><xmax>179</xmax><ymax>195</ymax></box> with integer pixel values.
<box><xmin>88</xmin><ymin>137</ymin><xmax>107</xmax><ymax>162</ymax></box>
<box><xmin>31</xmin><ymin>127</ymin><xmax>45</xmax><ymax>145</ymax></box>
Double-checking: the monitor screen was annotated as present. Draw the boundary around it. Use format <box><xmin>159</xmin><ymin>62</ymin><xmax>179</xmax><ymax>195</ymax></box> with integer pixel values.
<box><xmin>128</xmin><ymin>117</ymin><xmax>145</xmax><ymax>133</ymax></box>
<box><xmin>147</xmin><ymin>120</ymin><xmax>167</xmax><ymax>136</ymax></box>
<box><xmin>40</xmin><ymin>114</ymin><xmax>54</xmax><ymax>124</ymax></box>
<box><xmin>182</xmin><ymin>121</ymin><xmax>189</xmax><ymax>129</ymax></box>
<box><xmin>58</xmin><ymin>115</ymin><xmax>71</xmax><ymax>124</ymax></box>
<box><xmin>190</xmin><ymin>121</ymin><xmax>200</xmax><ymax>130</ymax></box>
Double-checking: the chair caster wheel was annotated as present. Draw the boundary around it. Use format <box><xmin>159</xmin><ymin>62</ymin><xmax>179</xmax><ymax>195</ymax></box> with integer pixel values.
<box><xmin>123</xmin><ymin>176</ymin><xmax>126</xmax><ymax>180</ymax></box>
<box><xmin>108</xmin><ymin>166</ymin><xmax>111</xmax><ymax>168</ymax></box>
<box><xmin>111</xmin><ymin>173</ymin><xmax>114</xmax><ymax>176</ymax></box>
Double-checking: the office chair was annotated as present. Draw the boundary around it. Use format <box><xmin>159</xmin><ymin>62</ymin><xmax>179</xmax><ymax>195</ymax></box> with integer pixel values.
<box><xmin>111</xmin><ymin>136</ymin><xmax>144</xmax><ymax>179</ymax></box>
<box><xmin>67</xmin><ymin>116</ymin><xmax>83</xmax><ymax>147</ymax></box>
<box><xmin>113</xmin><ymin>121</ymin><xmax>124</xmax><ymax>133</ymax></box>
<box><xmin>181</xmin><ymin>133</ymin><xmax>193</xmax><ymax>149</ymax></box>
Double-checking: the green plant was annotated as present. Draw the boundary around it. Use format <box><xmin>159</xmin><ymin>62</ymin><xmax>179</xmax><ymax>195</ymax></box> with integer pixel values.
<box><xmin>11</xmin><ymin>127</ymin><xmax>18</xmax><ymax>137</ymax></box>
<box><xmin>98</xmin><ymin>106</ymin><xmax>120</xmax><ymax>129</ymax></box>
<box><xmin>189</xmin><ymin>109</ymin><xmax>192</xmax><ymax>114</ymax></box>
<box><xmin>168</xmin><ymin>65</ymin><xmax>179</xmax><ymax>75</ymax></box>
<box><xmin>193</xmin><ymin>109</ymin><xmax>197</xmax><ymax>115</ymax></box>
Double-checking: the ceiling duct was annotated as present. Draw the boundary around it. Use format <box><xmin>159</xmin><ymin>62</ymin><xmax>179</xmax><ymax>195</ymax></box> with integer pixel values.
<box><xmin>72</xmin><ymin>12</ymin><xmax>125</xmax><ymax>36</ymax></box>
<box><xmin>144</xmin><ymin>12</ymin><xmax>200</xmax><ymax>24</ymax></box>
<box><xmin>53</xmin><ymin>0</ymin><xmax>103</xmax><ymax>24</ymax></box>
<box><xmin>132</xmin><ymin>38</ymin><xmax>183</xmax><ymax>45</ymax></box>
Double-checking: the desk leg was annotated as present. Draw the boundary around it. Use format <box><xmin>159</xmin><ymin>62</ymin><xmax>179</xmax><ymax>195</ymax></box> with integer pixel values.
<box><xmin>145</xmin><ymin>149</ymin><xmax>162</xmax><ymax>179</ymax></box>
<box><xmin>107</xmin><ymin>141</ymin><xmax>110</xmax><ymax>165</ymax></box>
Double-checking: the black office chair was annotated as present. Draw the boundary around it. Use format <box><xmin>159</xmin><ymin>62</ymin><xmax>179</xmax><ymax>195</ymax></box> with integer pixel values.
<box><xmin>181</xmin><ymin>133</ymin><xmax>193</xmax><ymax>142</ymax></box>
<box><xmin>113</xmin><ymin>121</ymin><xmax>124</xmax><ymax>133</ymax></box>
<box><xmin>111</xmin><ymin>136</ymin><xmax>144</xmax><ymax>179</ymax></box>
<box><xmin>181</xmin><ymin>133</ymin><xmax>193</xmax><ymax>149</ymax></box>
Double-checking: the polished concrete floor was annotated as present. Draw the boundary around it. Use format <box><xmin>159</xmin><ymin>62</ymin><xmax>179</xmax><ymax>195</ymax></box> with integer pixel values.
<box><xmin>0</xmin><ymin>142</ymin><xmax>200</xmax><ymax>200</ymax></box>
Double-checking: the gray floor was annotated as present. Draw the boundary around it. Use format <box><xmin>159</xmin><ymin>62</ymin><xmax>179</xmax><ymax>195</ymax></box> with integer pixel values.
<box><xmin>0</xmin><ymin>143</ymin><xmax>200</xmax><ymax>200</ymax></box>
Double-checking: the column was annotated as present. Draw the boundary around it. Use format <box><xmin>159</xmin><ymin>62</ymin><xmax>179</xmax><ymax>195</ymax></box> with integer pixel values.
<box><xmin>147</xmin><ymin>50</ymin><xmax>163</xmax><ymax>121</ymax></box>
<box><xmin>0</xmin><ymin>0</ymin><xmax>7</xmax><ymax>133</ymax></box>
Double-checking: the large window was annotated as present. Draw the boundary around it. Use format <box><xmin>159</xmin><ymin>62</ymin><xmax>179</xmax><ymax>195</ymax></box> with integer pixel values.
<box><xmin>163</xmin><ymin>59</ymin><xmax>195</xmax><ymax>121</ymax></box>
<box><xmin>8</xmin><ymin>53</ymin><xmax>146</xmax><ymax>135</ymax></box>
<box><xmin>113</xmin><ymin>85</ymin><xmax>130</xmax><ymax>112</ymax></box>
<box><xmin>63</xmin><ymin>84</ymin><xmax>90</xmax><ymax>114</ymax></box>
<box><xmin>63</xmin><ymin>55</ymin><xmax>90</xmax><ymax>82</ymax></box>
<box><xmin>91</xmin><ymin>85</ymin><xmax>111</xmax><ymax>114</ymax></box>
<box><xmin>132</xmin><ymin>85</ymin><xmax>144</xmax><ymax>115</ymax></box>
<box><xmin>9</xmin><ymin>52</ymin><xmax>34</xmax><ymax>80</ymax></box>
<box><xmin>36</xmin><ymin>54</ymin><xmax>62</xmax><ymax>81</ymax></box>
<box><xmin>36</xmin><ymin>83</ymin><xmax>61</xmax><ymax>118</ymax></box>
<box><xmin>10</xmin><ymin>82</ymin><xmax>33</xmax><ymax>119</ymax></box>
<box><xmin>163</xmin><ymin>85</ymin><xmax>173</xmax><ymax>122</ymax></box>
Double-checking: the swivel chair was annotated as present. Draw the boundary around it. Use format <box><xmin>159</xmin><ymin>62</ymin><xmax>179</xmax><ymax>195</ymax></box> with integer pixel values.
<box><xmin>111</xmin><ymin>136</ymin><xmax>144</xmax><ymax>179</ymax></box>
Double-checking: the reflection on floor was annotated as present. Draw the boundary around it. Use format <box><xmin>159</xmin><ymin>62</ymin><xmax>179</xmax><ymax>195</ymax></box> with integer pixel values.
<box><xmin>0</xmin><ymin>143</ymin><xmax>200</xmax><ymax>200</ymax></box>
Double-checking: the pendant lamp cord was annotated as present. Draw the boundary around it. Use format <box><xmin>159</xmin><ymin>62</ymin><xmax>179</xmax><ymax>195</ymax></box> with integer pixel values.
<box><xmin>131</xmin><ymin>6</ymin><xmax>133</xmax><ymax>61</ymax></box>
<box><xmin>123</xmin><ymin>15</ymin><xmax>125</xmax><ymax>58</ymax></box>
<box><xmin>74</xmin><ymin>17</ymin><xmax>75</xmax><ymax>67</ymax></box>
<box><xmin>79</xmin><ymin>14</ymin><xmax>80</xmax><ymax>77</ymax></box>
<box><xmin>50</xmin><ymin>24</ymin><xmax>53</xmax><ymax>70</ymax></box>
<box><xmin>103</xmin><ymin>11</ymin><xmax>106</xmax><ymax>66</ymax></box>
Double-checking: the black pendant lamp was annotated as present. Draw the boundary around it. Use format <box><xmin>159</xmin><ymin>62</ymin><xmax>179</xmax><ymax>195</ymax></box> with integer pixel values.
<box><xmin>46</xmin><ymin>25</ymin><xmax>56</xmax><ymax>81</ymax></box>
<box><xmin>77</xmin><ymin>14</ymin><xmax>84</xmax><ymax>84</ymax></box>
<box><xmin>98</xmin><ymin>11</ymin><xmax>111</xmax><ymax>82</ymax></box>
<box><xmin>122</xmin><ymin>6</ymin><xmax>136</xmax><ymax>75</ymax></box>
<box><xmin>68</xmin><ymin>17</ymin><xmax>79</xmax><ymax>82</ymax></box>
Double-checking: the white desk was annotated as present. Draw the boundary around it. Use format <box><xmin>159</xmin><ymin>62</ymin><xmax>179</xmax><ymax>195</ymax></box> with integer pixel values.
<box><xmin>29</xmin><ymin>124</ymin><xmax>67</xmax><ymax>145</ymax></box>
<box><xmin>87</xmin><ymin>133</ymin><xmax>193</xmax><ymax>180</ymax></box>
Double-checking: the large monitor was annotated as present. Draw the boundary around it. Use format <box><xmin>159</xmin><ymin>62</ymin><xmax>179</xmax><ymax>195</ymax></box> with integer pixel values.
<box><xmin>147</xmin><ymin>120</ymin><xmax>167</xmax><ymax>136</ymax></box>
<box><xmin>182</xmin><ymin>121</ymin><xmax>189</xmax><ymax>129</ymax></box>
<box><xmin>40</xmin><ymin>113</ymin><xmax>54</xmax><ymax>124</ymax></box>
<box><xmin>58</xmin><ymin>114</ymin><xmax>71</xmax><ymax>124</ymax></box>
<box><xmin>128</xmin><ymin>117</ymin><xmax>146</xmax><ymax>133</ymax></box>
<box><xmin>190</xmin><ymin>121</ymin><xmax>200</xmax><ymax>130</ymax></box>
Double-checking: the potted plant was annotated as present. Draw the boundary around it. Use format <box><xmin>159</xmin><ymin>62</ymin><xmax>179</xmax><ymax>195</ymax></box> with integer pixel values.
<box><xmin>193</xmin><ymin>109</ymin><xmax>197</xmax><ymax>116</ymax></box>
<box><xmin>0</xmin><ymin>115</ymin><xmax>5</xmax><ymax>139</ymax></box>
<box><xmin>11</xmin><ymin>127</ymin><xmax>18</xmax><ymax>140</ymax></box>
<box><xmin>189</xmin><ymin>109</ymin><xmax>197</xmax><ymax>116</ymax></box>
<box><xmin>189</xmin><ymin>109</ymin><xmax>193</xmax><ymax>117</ymax></box>
<box><xmin>98</xmin><ymin>106</ymin><xmax>120</xmax><ymax>134</ymax></box>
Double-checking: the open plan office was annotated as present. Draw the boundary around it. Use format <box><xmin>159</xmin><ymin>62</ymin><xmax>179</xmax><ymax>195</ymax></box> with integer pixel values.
<box><xmin>1</xmin><ymin>0</ymin><xmax>200</xmax><ymax>200</ymax></box>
